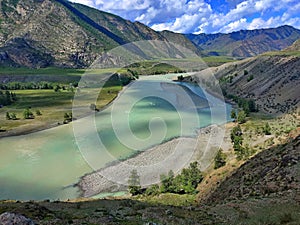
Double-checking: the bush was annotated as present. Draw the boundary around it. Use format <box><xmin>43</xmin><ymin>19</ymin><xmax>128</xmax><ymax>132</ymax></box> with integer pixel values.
<box><xmin>177</xmin><ymin>75</ymin><xmax>184</xmax><ymax>81</ymax></box>
<box><xmin>214</xmin><ymin>149</ymin><xmax>227</xmax><ymax>169</ymax></box>
<box><xmin>10</xmin><ymin>112</ymin><xmax>17</xmax><ymax>120</ymax></box>
<box><xmin>36</xmin><ymin>109</ymin><xmax>42</xmax><ymax>116</ymax></box>
<box><xmin>128</xmin><ymin>169</ymin><xmax>142</xmax><ymax>195</ymax></box>
<box><xmin>247</xmin><ymin>74</ymin><xmax>254</xmax><ymax>82</ymax></box>
<box><xmin>263</xmin><ymin>122</ymin><xmax>271</xmax><ymax>135</ymax></box>
<box><xmin>23</xmin><ymin>108</ymin><xmax>34</xmax><ymax>119</ymax></box>
<box><xmin>6</xmin><ymin>112</ymin><xmax>11</xmax><ymax>120</ymax></box>
<box><xmin>237</xmin><ymin>110</ymin><xmax>246</xmax><ymax>124</ymax></box>
<box><xmin>63</xmin><ymin>112</ymin><xmax>72</xmax><ymax>123</ymax></box>
<box><xmin>231</xmin><ymin>109</ymin><xmax>237</xmax><ymax>121</ymax></box>
<box><xmin>160</xmin><ymin>162</ymin><xmax>203</xmax><ymax>194</ymax></box>
<box><xmin>145</xmin><ymin>184</ymin><xmax>160</xmax><ymax>196</ymax></box>
<box><xmin>89</xmin><ymin>103</ymin><xmax>99</xmax><ymax>112</ymax></box>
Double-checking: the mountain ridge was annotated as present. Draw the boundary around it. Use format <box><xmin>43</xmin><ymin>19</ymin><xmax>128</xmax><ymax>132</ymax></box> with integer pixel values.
<box><xmin>1</xmin><ymin>0</ymin><xmax>300</xmax><ymax>68</ymax></box>
<box><xmin>185</xmin><ymin>25</ymin><xmax>300</xmax><ymax>57</ymax></box>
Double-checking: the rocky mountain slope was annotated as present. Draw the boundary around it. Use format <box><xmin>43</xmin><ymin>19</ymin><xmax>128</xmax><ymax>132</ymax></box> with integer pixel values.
<box><xmin>183</xmin><ymin>44</ymin><xmax>299</xmax><ymax>115</ymax></box>
<box><xmin>186</xmin><ymin>25</ymin><xmax>300</xmax><ymax>57</ymax></box>
<box><xmin>214</xmin><ymin>52</ymin><xmax>300</xmax><ymax>114</ymax></box>
<box><xmin>203</xmin><ymin>130</ymin><xmax>300</xmax><ymax>205</ymax></box>
<box><xmin>160</xmin><ymin>30</ymin><xmax>203</xmax><ymax>56</ymax></box>
<box><xmin>285</xmin><ymin>38</ymin><xmax>300</xmax><ymax>51</ymax></box>
<box><xmin>0</xmin><ymin>0</ymin><xmax>199</xmax><ymax>68</ymax></box>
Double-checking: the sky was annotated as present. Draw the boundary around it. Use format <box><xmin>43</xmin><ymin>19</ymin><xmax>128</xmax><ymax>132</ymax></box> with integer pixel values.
<box><xmin>69</xmin><ymin>0</ymin><xmax>300</xmax><ymax>34</ymax></box>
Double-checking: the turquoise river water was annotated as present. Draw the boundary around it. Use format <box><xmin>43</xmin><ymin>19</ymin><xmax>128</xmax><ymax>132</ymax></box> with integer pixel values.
<box><xmin>0</xmin><ymin>74</ymin><xmax>231</xmax><ymax>200</ymax></box>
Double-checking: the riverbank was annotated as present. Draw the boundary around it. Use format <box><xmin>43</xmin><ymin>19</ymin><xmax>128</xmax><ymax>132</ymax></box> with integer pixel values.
<box><xmin>0</xmin><ymin>81</ymin><xmax>129</xmax><ymax>138</ymax></box>
<box><xmin>78</xmin><ymin>123</ymin><xmax>232</xmax><ymax>197</ymax></box>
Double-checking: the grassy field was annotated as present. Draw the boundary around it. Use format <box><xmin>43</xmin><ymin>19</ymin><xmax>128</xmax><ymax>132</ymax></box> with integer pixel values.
<box><xmin>262</xmin><ymin>50</ymin><xmax>300</xmax><ymax>57</ymax></box>
<box><xmin>0</xmin><ymin>67</ymin><xmax>85</xmax><ymax>76</ymax></box>
<box><xmin>0</xmin><ymin>85</ymin><xmax>121</xmax><ymax>136</ymax></box>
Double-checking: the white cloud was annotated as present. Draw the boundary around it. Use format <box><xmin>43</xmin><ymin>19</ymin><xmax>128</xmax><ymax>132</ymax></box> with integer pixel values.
<box><xmin>69</xmin><ymin>0</ymin><xmax>300</xmax><ymax>33</ymax></box>
<box><xmin>70</xmin><ymin>0</ymin><xmax>96</xmax><ymax>7</ymax></box>
<box><xmin>219</xmin><ymin>18</ymin><xmax>248</xmax><ymax>33</ymax></box>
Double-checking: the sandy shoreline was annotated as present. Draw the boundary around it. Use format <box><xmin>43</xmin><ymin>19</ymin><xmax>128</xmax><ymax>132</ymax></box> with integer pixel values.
<box><xmin>77</xmin><ymin>123</ymin><xmax>232</xmax><ymax>198</ymax></box>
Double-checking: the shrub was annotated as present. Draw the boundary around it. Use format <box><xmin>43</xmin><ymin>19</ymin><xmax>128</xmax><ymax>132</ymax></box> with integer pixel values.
<box><xmin>237</xmin><ymin>110</ymin><xmax>246</xmax><ymax>124</ymax></box>
<box><xmin>247</xmin><ymin>74</ymin><xmax>254</xmax><ymax>82</ymax></box>
<box><xmin>231</xmin><ymin>109</ymin><xmax>237</xmax><ymax>121</ymax></box>
<box><xmin>128</xmin><ymin>169</ymin><xmax>142</xmax><ymax>195</ymax></box>
<box><xmin>63</xmin><ymin>112</ymin><xmax>73</xmax><ymax>123</ymax></box>
<box><xmin>36</xmin><ymin>109</ymin><xmax>42</xmax><ymax>116</ymax></box>
<box><xmin>23</xmin><ymin>108</ymin><xmax>34</xmax><ymax>119</ymax></box>
<box><xmin>144</xmin><ymin>184</ymin><xmax>160</xmax><ymax>196</ymax></box>
<box><xmin>214</xmin><ymin>149</ymin><xmax>227</xmax><ymax>169</ymax></box>
<box><xmin>263</xmin><ymin>122</ymin><xmax>271</xmax><ymax>135</ymax></box>
<box><xmin>6</xmin><ymin>112</ymin><xmax>11</xmax><ymax>120</ymax></box>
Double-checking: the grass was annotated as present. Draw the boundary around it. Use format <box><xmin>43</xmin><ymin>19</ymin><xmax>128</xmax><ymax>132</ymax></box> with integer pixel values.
<box><xmin>262</xmin><ymin>50</ymin><xmax>300</xmax><ymax>57</ymax></box>
<box><xmin>202</xmin><ymin>56</ymin><xmax>236</xmax><ymax>64</ymax></box>
<box><xmin>0</xmin><ymin>85</ymin><xmax>121</xmax><ymax>135</ymax></box>
<box><xmin>0</xmin><ymin>67</ymin><xmax>85</xmax><ymax>76</ymax></box>
<box><xmin>135</xmin><ymin>193</ymin><xmax>197</xmax><ymax>207</ymax></box>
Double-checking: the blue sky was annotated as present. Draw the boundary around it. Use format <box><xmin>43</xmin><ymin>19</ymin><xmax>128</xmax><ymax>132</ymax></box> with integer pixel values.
<box><xmin>70</xmin><ymin>0</ymin><xmax>300</xmax><ymax>34</ymax></box>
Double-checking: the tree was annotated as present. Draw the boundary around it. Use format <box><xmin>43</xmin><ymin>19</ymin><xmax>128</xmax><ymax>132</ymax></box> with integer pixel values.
<box><xmin>128</xmin><ymin>169</ymin><xmax>142</xmax><ymax>195</ymax></box>
<box><xmin>172</xmin><ymin>162</ymin><xmax>203</xmax><ymax>194</ymax></box>
<box><xmin>10</xmin><ymin>113</ymin><xmax>17</xmax><ymax>120</ymax></box>
<box><xmin>89</xmin><ymin>103</ymin><xmax>99</xmax><ymax>112</ymax></box>
<box><xmin>160</xmin><ymin>170</ymin><xmax>175</xmax><ymax>193</ymax></box>
<box><xmin>23</xmin><ymin>108</ymin><xmax>34</xmax><ymax>119</ymax></box>
<box><xmin>177</xmin><ymin>75</ymin><xmax>184</xmax><ymax>81</ymax></box>
<box><xmin>214</xmin><ymin>149</ymin><xmax>227</xmax><ymax>169</ymax></box>
<box><xmin>231</xmin><ymin>125</ymin><xmax>243</xmax><ymax>154</ymax></box>
<box><xmin>263</xmin><ymin>122</ymin><xmax>271</xmax><ymax>135</ymax></box>
<box><xmin>6</xmin><ymin>112</ymin><xmax>11</xmax><ymax>120</ymax></box>
<box><xmin>248</xmin><ymin>99</ymin><xmax>257</xmax><ymax>112</ymax></box>
<box><xmin>53</xmin><ymin>85</ymin><xmax>60</xmax><ymax>92</ymax></box>
<box><xmin>36</xmin><ymin>109</ymin><xmax>42</xmax><ymax>116</ymax></box>
<box><xmin>237</xmin><ymin>110</ymin><xmax>246</xmax><ymax>124</ymax></box>
<box><xmin>231</xmin><ymin>109</ymin><xmax>237</xmax><ymax>121</ymax></box>
<box><xmin>247</xmin><ymin>74</ymin><xmax>254</xmax><ymax>82</ymax></box>
<box><xmin>63</xmin><ymin>112</ymin><xmax>73</xmax><ymax>123</ymax></box>
<box><xmin>145</xmin><ymin>184</ymin><xmax>160</xmax><ymax>196</ymax></box>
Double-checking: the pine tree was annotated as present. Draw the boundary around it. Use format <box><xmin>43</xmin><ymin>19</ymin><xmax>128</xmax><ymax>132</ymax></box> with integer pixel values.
<box><xmin>214</xmin><ymin>149</ymin><xmax>227</xmax><ymax>169</ymax></box>
<box><xmin>128</xmin><ymin>169</ymin><xmax>141</xmax><ymax>195</ymax></box>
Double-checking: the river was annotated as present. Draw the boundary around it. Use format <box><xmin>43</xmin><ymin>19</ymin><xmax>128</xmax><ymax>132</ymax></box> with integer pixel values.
<box><xmin>0</xmin><ymin>74</ymin><xmax>231</xmax><ymax>200</ymax></box>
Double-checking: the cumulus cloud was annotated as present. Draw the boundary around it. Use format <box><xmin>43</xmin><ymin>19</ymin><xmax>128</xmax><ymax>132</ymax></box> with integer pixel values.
<box><xmin>69</xmin><ymin>0</ymin><xmax>300</xmax><ymax>33</ymax></box>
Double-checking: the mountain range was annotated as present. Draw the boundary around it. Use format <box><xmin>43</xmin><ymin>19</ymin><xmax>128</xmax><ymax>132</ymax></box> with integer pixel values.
<box><xmin>0</xmin><ymin>0</ymin><xmax>300</xmax><ymax>68</ymax></box>
<box><xmin>185</xmin><ymin>25</ymin><xmax>300</xmax><ymax>57</ymax></box>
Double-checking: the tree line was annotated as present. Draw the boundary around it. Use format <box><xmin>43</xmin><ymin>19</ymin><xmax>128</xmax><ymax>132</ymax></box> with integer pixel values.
<box><xmin>0</xmin><ymin>90</ymin><xmax>17</xmax><ymax>106</ymax></box>
<box><xmin>0</xmin><ymin>81</ymin><xmax>78</xmax><ymax>91</ymax></box>
<box><xmin>128</xmin><ymin>162</ymin><xmax>204</xmax><ymax>196</ymax></box>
